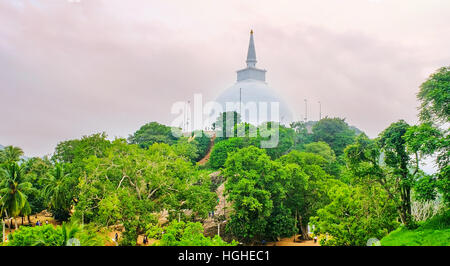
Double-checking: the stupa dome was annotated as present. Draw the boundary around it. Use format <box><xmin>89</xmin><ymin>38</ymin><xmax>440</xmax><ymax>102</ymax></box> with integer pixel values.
<box><xmin>215</xmin><ymin>30</ymin><xmax>293</xmax><ymax>125</ymax></box>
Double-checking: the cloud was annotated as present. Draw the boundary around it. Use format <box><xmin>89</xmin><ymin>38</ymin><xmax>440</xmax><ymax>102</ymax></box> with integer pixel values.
<box><xmin>0</xmin><ymin>0</ymin><xmax>449</xmax><ymax>156</ymax></box>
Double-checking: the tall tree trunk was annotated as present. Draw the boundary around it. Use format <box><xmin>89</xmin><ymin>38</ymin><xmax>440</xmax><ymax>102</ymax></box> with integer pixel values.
<box><xmin>300</xmin><ymin>224</ymin><xmax>310</xmax><ymax>240</ymax></box>
<box><xmin>294</xmin><ymin>209</ymin><xmax>298</xmax><ymax>242</ymax></box>
<box><xmin>21</xmin><ymin>216</ymin><xmax>24</xmax><ymax>225</ymax></box>
<box><xmin>14</xmin><ymin>218</ymin><xmax>18</xmax><ymax>229</ymax></box>
<box><xmin>399</xmin><ymin>184</ymin><xmax>413</xmax><ymax>228</ymax></box>
<box><xmin>298</xmin><ymin>215</ymin><xmax>311</xmax><ymax>240</ymax></box>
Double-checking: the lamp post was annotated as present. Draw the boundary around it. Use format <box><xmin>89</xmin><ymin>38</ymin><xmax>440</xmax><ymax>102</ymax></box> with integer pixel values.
<box><xmin>239</xmin><ymin>88</ymin><xmax>242</xmax><ymax>117</ymax></box>
<box><xmin>218</xmin><ymin>220</ymin><xmax>227</xmax><ymax>238</ymax></box>
<box><xmin>304</xmin><ymin>99</ymin><xmax>308</xmax><ymax>122</ymax></box>
<box><xmin>318</xmin><ymin>101</ymin><xmax>321</xmax><ymax>120</ymax></box>
<box><xmin>186</xmin><ymin>100</ymin><xmax>190</xmax><ymax>132</ymax></box>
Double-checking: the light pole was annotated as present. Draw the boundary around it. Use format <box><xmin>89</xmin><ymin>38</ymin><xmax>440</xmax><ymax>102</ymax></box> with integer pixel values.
<box><xmin>186</xmin><ymin>100</ymin><xmax>190</xmax><ymax>132</ymax></box>
<box><xmin>304</xmin><ymin>99</ymin><xmax>308</xmax><ymax>122</ymax></box>
<box><xmin>239</xmin><ymin>88</ymin><xmax>242</xmax><ymax>117</ymax></box>
<box><xmin>318</xmin><ymin>101</ymin><xmax>321</xmax><ymax>120</ymax></box>
<box><xmin>184</xmin><ymin>101</ymin><xmax>187</xmax><ymax>132</ymax></box>
<box><xmin>217</xmin><ymin>220</ymin><xmax>227</xmax><ymax>238</ymax></box>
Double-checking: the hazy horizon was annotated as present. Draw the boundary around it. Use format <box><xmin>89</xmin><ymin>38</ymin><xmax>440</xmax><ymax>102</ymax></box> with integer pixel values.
<box><xmin>1</xmin><ymin>0</ymin><xmax>449</xmax><ymax>158</ymax></box>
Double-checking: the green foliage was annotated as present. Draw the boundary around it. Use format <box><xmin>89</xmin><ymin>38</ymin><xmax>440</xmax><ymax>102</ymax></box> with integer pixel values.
<box><xmin>209</xmin><ymin>138</ymin><xmax>245</xmax><ymax>169</ymax></box>
<box><xmin>278</xmin><ymin>150</ymin><xmax>328</xmax><ymax>175</ymax></box>
<box><xmin>172</xmin><ymin>132</ymin><xmax>211</xmax><ymax>163</ymax></box>
<box><xmin>345</xmin><ymin>123</ymin><xmax>422</xmax><ymax>228</ymax></box>
<box><xmin>312</xmin><ymin>117</ymin><xmax>356</xmax><ymax>157</ymax></box>
<box><xmin>303</xmin><ymin>141</ymin><xmax>341</xmax><ymax>177</ymax></box>
<box><xmin>223</xmin><ymin>146</ymin><xmax>297</xmax><ymax>242</ymax></box>
<box><xmin>379</xmin><ymin>120</ymin><xmax>416</xmax><ymax>227</ymax></box>
<box><xmin>68</xmin><ymin>139</ymin><xmax>216</xmax><ymax>245</ymax></box>
<box><xmin>53</xmin><ymin>132</ymin><xmax>111</xmax><ymax>164</ymax></box>
<box><xmin>404</xmin><ymin>123</ymin><xmax>449</xmax><ymax>204</ymax></box>
<box><xmin>381</xmin><ymin>210</ymin><xmax>450</xmax><ymax>246</ymax></box>
<box><xmin>0</xmin><ymin>146</ymin><xmax>24</xmax><ymax>165</ymax></box>
<box><xmin>43</xmin><ymin>164</ymin><xmax>76</xmax><ymax>221</ymax></box>
<box><xmin>381</xmin><ymin>227</ymin><xmax>450</xmax><ymax>246</ymax></box>
<box><xmin>378</xmin><ymin>120</ymin><xmax>410</xmax><ymax>174</ymax></box>
<box><xmin>437</xmin><ymin>168</ymin><xmax>450</xmax><ymax>204</ymax></box>
<box><xmin>222</xmin><ymin>145</ymin><xmax>334</xmax><ymax>243</ymax></box>
<box><xmin>128</xmin><ymin>122</ymin><xmax>180</xmax><ymax>149</ymax></box>
<box><xmin>116</xmin><ymin>190</ymin><xmax>157</xmax><ymax>246</ymax></box>
<box><xmin>265</xmin><ymin>205</ymin><xmax>297</xmax><ymax>240</ymax></box>
<box><xmin>192</xmin><ymin>131</ymin><xmax>212</xmax><ymax>160</ymax></box>
<box><xmin>414</xmin><ymin>174</ymin><xmax>438</xmax><ymax>202</ymax></box>
<box><xmin>304</xmin><ymin>141</ymin><xmax>336</xmax><ymax>162</ymax></box>
<box><xmin>213</xmin><ymin>111</ymin><xmax>241</xmax><ymax>139</ymax></box>
<box><xmin>278</xmin><ymin>150</ymin><xmax>333</xmax><ymax>238</ymax></box>
<box><xmin>183</xmin><ymin>180</ymin><xmax>217</xmax><ymax>220</ymax></box>
<box><xmin>173</xmin><ymin>137</ymin><xmax>200</xmax><ymax>162</ymax></box>
<box><xmin>7</xmin><ymin>224</ymin><xmax>63</xmax><ymax>246</ymax></box>
<box><xmin>290</xmin><ymin>121</ymin><xmax>314</xmax><ymax>149</ymax></box>
<box><xmin>210</xmin><ymin>123</ymin><xmax>296</xmax><ymax>169</ymax></box>
<box><xmin>21</xmin><ymin>157</ymin><xmax>52</xmax><ymax>214</ymax></box>
<box><xmin>264</xmin><ymin>124</ymin><xmax>295</xmax><ymax>160</ymax></box>
<box><xmin>404</xmin><ymin>123</ymin><xmax>442</xmax><ymax>157</ymax></box>
<box><xmin>2</xmin><ymin>65</ymin><xmax>446</xmax><ymax>247</ymax></box>
<box><xmin>0</xmin><ymin>163</ymin><xmax>32</xmax><ymax>220</ymax></box>
<box><xmin>419</xmin><ymin>209</ymin><xmax>450</xmax><ymax>230</ymax></box>
<box><xmin>417</xmin><ymin>66</ymin><xmax>450</xmax><ymax>124</ymax></box>
<box><xmin>415</xmin><ymin>67</ymin><xmax>450</xmax><ymax>205</ymax></box>
<box><xmin>153</xmin><ymin>220</ymin><xmax>236</xmax><ymax>246</ymax></box>
<box><xmin>7</xmin><ymin>222</ymin><xmax>105</xmax><ymax>246</ymax></box>
<box><xmin>311</xmin><ymin>183</ymin><xmax>398</xmax><ymax>246</ymax></box>
<box><xmin>224</xmin><ymin>147</ymin><xmax>277</xmax><ymax>241</ymax></box>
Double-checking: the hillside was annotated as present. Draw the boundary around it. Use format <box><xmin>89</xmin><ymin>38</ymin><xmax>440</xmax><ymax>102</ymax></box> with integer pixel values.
<box><xmin>381</xmin><ymin>211</ymin><xmax>450</xmax><ymax>246</ymax></box>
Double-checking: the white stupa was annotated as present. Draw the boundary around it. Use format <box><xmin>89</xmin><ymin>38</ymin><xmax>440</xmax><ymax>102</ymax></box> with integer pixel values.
<box><xmin>215</xmin><ymin>30</ymin><xmax>293</xmax><ymax>125</ymax></box>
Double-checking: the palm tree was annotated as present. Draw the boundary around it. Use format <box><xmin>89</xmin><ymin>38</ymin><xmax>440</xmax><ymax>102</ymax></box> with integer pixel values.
<box><xmin>61</xmin><ymin>222</ymin><xmax>81</xmax><ymax>246</ymax></box>
<box><xmin>0</xmin><ymin>146</ymin><xmax>24</xmax><ymax>165</ymax></box>
<box><xmin>59</xmin><ymin>222</ymin><xmax>104</xmax><ymax>246</ymax></box>
<box><xmin>19</xmin><ymin>200</ymin><xmax>32</xmax><ymax>225</ymax></box>
<box><xmin>0</xmin><ymin>163</ymin><xmax>32</xmax><ymax>229</ymax></box>
<box><xmin>43</xmin><ymin>164</ymin><xmax>73</xmax><ymax>218</ymax></box>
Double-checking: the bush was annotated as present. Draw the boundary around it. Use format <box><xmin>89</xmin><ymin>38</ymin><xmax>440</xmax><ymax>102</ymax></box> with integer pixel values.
<box><xmin>7</xmin><ymin>223</ymin><xmax>106</xmax><ymax>246</ymax></box>
<box><xmin>150</xmin><ymin>220</ymin><xmax>237</xmax><ymax>246</ymax></box>
<box><xmin>7</xmin><ymin>225</ymin><xmax>63</xmax><ymax>246</ymax></box>
<box><xmin>381</xmin><ymin>210</ymin><xmax>450</xmax><ymax>246</ymax></box>
<box><xmin>209</xmin><ymin>138</ymin><xmax>244</xmax><ymax>169</ymax></box>
<box><xmin>311</xmin><ymin>183</ymin><xmax>398</xmax><ymax>246</ymax></box>
<box><xmin>128</xmin><ymin>122</ymin><xmax>179</xmax><ymax>148</ymax></box>
<box><xmin>192</xmin><ymin>131</ymin><xmax>212</xmax><ymax>161</ymax></box>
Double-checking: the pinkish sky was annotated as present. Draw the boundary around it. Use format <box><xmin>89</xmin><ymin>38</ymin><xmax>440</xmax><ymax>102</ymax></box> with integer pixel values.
<box><xmin>1</xmin><ymin>0</ymin><xmax>449</xmax><ymax>157</ymax></box>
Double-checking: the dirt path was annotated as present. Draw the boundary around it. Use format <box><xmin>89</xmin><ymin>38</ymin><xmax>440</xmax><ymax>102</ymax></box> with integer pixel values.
<box><xmin>105</xmin><ymin>230</ymin><xmax>158</xmax><ymax>246</ymax></box>
<box><xmin>2</xmin><ymin>210</ymin><xmax>60</xmax><ymax>239</ymax></box>
<box><xmin>203</xmin><ymin>180</ymin><xmax>231</xmax><ymax>236</ymax></box>
<box><xmin>266</xmin><ymin>235</ymin><xmax>320</xmax><ymax>246</ymax></box>
<box><xmin>198</xmin><ymin>134</ymin><xmax>216</xmax><ymax>165</ymax></box>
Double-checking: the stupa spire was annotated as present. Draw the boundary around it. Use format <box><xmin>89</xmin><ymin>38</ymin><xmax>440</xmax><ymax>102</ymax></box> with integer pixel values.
<box><xmin>236</xmin><ymin>30</ymin><xmax>266</xmax><ymax>82</ymax></box>
<box><xmin>246</xmin><ymin>30</ymin><xmax>257</xmax><ymax>67</ymax></box>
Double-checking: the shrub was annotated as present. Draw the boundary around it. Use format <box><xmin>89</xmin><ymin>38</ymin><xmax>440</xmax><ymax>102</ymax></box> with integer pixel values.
<box><xmin>150</xmin><ymin>220</ymin><xmax>237</xmax><ymax>246</ymax></box>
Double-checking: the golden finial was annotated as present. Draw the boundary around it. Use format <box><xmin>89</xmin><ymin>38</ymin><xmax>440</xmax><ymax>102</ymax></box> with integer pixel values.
<box><xmin>250</xmin><ymin>29</ymin><xmax>253</xmax><ymax>34</ymax></box>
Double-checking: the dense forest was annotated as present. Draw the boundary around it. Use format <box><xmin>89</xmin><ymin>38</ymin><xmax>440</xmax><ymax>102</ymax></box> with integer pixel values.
<box><xmin>0</xmin><ymin>66</ymin><xmax>448</xmax><ymax>246</ymax></box>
